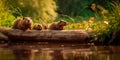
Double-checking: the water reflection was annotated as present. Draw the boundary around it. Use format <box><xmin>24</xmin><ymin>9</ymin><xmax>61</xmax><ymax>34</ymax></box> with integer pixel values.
<box><xmin>0</xmin><ymin>43</ymin><xmax>120</xmax><ymax>60</ymax></box>
<box><xmin>13</xmin><ymin>49</ymin><xmax>34</xmax><ymax>60</ymax></box>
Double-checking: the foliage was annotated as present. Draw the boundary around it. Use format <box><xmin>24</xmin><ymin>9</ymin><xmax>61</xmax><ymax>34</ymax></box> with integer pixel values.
<box><xmin>91</xmin><ymin>1</ymin><xmax>120</xmax><ymax>45</ymax></box>
<box><xmin>56</xmin><ymin>0</ymin><xmax>94</xmax><ymax>16</ymax></box>
<box><xmin>108</xmin><ymin>2</ymin><xmax>120</xmax><ymax>32</ymax></box>
<box><xmin>6</xmin><ymin>0</ymin><xmax>58</xmax><ymax>23</ymax></box>
<box><xmin>0</xmin><ymin>1</ymin><xmax>15</xmax><ymax>27</ymax></box>
<box><xmin>64</xmin><ymin>18</ymin><xmax>108</xmax><ymax>31</ymax></box>
<box><xmin>106</xmin><ymin>2</ymin><xmax>120</xmax><ymax>45</ymax></box>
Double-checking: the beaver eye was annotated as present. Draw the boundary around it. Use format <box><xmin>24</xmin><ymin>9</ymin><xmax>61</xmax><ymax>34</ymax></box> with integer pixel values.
<box><xmin>23</xmin><ymin>17</ymin><xmax>27</xmax><ymax>20</ymax></box>
<box><xmin>26</xmin><ymin>20</ymin><xmax>30</xmax><ymax>23</ymax></box>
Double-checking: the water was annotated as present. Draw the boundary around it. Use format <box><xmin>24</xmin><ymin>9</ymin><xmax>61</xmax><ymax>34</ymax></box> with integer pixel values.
<box><xmin>0</xmin><ymin>42</ymin><xmax>120</xmax><ymax>60</ymax></box>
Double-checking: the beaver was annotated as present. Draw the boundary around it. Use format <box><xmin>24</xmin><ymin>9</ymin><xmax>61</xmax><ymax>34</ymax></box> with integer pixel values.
<box><xmin>49</xmin><ymin>20</ymin><xmax>68</xmax><ymax>30</ymax></box>
<box><xmin>33</xmin><ymin>23</ymin><xmax>42</xmax><ymax>30</ymax></box>
<box><xmin>13</xmin><ymin>17</ymin><xmax>33</xmax><ymax>30</ymax></box>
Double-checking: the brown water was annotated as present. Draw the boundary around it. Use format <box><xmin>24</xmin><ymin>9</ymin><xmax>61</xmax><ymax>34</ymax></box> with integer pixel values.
<box><xmin>0</xmin><ymin>43</ymin><xmax>120</xmax><ymax>60</ymax></box>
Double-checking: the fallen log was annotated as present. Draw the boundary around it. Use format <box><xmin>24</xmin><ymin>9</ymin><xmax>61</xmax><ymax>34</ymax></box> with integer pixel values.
<box><xmin>0</xmin><ymin>27</ymin><xmax>90</xmax><ymax>43</ymax></box>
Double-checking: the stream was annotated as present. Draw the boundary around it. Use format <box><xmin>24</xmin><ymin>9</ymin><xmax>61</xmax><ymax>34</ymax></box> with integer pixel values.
<box><xmin>0</xmin><ymin>42</ymin><xmax>120</xmax><ymax>60</ymax></box>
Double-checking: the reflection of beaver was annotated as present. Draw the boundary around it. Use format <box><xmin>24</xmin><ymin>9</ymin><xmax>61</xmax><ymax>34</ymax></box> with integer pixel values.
<box><xmin>33</xmin><ymin>23</ymin><xmax>42</xmax><ymax>30</ymax></box>
<box><xmin>49</xmin><ymin>20</ymin><xmax>68</xmax><ymax>30</ymax></box>
<box><xmin>13</xmin><ymin>17</ymin><xmax>33</xmax><ymax>30</ymax></box>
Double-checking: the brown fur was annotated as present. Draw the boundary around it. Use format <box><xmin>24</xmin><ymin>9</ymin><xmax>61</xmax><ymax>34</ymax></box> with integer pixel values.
<box><xmin>13</xmin><ymin>17</ymin><xmax>33</xmax><ymax>30</ymax></box>
<box><xmin>49</xmin><ymin>20</ymin><xmax>68</xmax><ymax>30</ymax></box>
<box><xmin>33</xmin><ymin>23</ymin><xmax>42</xmax><ymax>30</ymax></box>
<box><xmin>42</xmin><ymin>24</ymin><xmax>48</xmax><ymax>30</ymax></box>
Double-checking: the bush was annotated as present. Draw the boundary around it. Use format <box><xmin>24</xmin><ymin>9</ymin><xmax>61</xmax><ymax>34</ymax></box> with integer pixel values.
<box><xmin>0</xmin><ymin>1</ymin><xmax>15</xmax><ymax>27</ymax></box>
<box><xmin>107</xmin><ymin>2</ymin><xmax>120</xmax><ymax>45</ymax></box>
<box><xmin>6</xmin><ymin>0</ymin><xmax>58</xmax><ymax>23</ymax></box>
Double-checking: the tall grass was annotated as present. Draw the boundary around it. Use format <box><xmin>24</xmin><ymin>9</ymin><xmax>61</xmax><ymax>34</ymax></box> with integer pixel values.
<box><xmin>6</xmin><ymin>0</ymin><xmax>58</xmax><ymax>23</ymax></box>
<box><xmin>92</xmin><ymin>1</ymin><xmax>120</xmax><ymax>45</ymax></box>
<box><xmin>108</xmin><ymin>2</ymin><xmax>120</xmax><ymax>32</ymax></box>
<box><xmin>0</xmin><ymin>1</ymin><xmax>15</xmax><ymax>27</ymax></box>
<box><xmin>107</xmin><ymin>2</ymin><xmax>120</xmax><ymax>44</ymax></box>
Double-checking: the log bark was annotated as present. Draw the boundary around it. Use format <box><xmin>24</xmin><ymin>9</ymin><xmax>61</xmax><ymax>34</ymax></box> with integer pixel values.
<box><xmin>0</xmin><ymin>27</ymin><xmax>90</xmax><ymax>43</ymax></box>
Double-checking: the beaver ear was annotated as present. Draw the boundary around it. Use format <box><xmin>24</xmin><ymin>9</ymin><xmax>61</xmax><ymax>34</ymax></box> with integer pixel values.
<box><xmin>60</xmin><ymin>20</ymin><xmax>63</xmax><ymax>22</ymax></box>
<box><xmin>23</xmin><ymin>17</ymin><xmax>25</xmax><ymax>20</ymax></box>
<box><xmin>23</xmin><ymin>17</ymin><xmax>31</xmax><ymax>20</ymax></box>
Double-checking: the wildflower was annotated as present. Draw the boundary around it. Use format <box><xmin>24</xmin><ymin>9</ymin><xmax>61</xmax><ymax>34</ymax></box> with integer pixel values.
<box><xmin>89</xmin><ymin>17</ymin><xmax>94</xmax><ymax>23</ymax></box>
<box><xmin>101</xmin><ymin>10</ymin><xmax>108</xmax><ymax>14</ymax></box>
<box><xmin>104</xmin><ymin>21</ymin><xmax>108</xmax><ymax>25</ymax></box>
<box><xmin>83</xmin><ymin>21</ymin><xmax>87</xmax><ymax>24</ymax></box>
<box><xmin>20</xmin><ymin>2</ymin><xmax>24</xmax><ymax>5</ymax></box>
<box><xmin>85</xmin><ymin>26</ymin><xmax>92</xmax><ymax>31</ymax></box>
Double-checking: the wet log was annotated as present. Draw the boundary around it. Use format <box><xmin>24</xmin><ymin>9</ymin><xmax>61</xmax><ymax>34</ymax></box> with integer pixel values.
<box><xmin>0</xmin><ymin>27</ymin><xmax>90</xmax><ymax>43</ymax></box>
<box><xmin>0</xmin><ymin>33</ymin><xmax>8</xmax><ymax>40</ymax></box>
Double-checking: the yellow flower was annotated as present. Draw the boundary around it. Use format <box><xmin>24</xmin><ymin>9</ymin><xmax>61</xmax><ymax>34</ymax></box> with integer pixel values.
<box><xmin>89</xmin><ymin>17</ymin><xmax>94</xmax><ymax>23</ymax></box>
<box><xmin>104</xmin><ymin>21</ymin><xmax>108</xmax><ymax>25</ymax></box>
<box><xmin>83</xmin><ymin>21</ymin><xmax>88</xmax><ymax>25</ymax></box>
